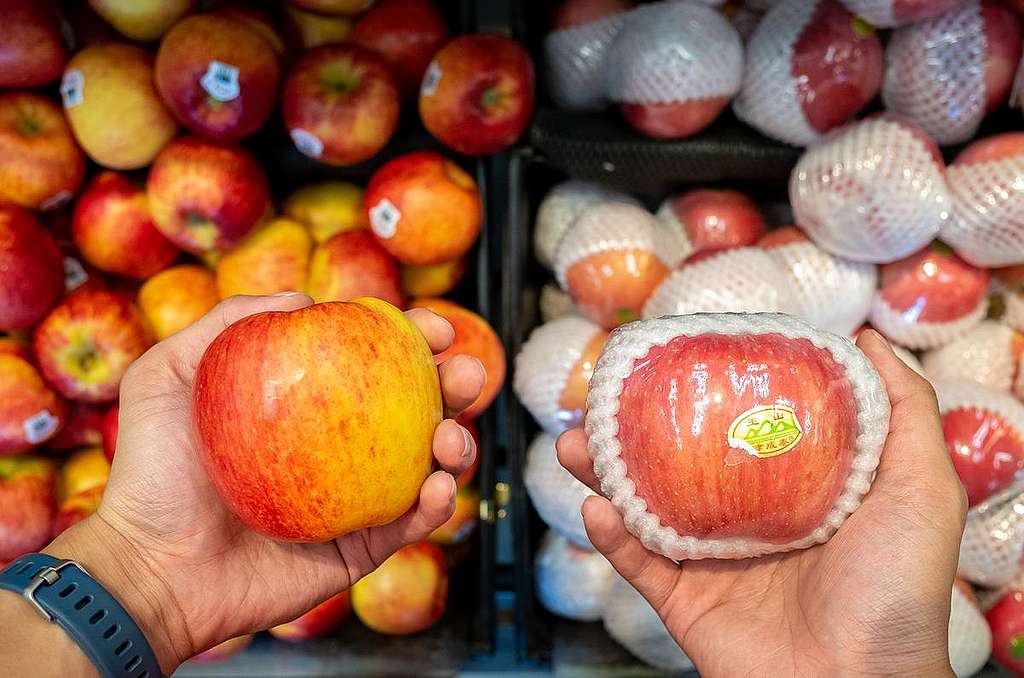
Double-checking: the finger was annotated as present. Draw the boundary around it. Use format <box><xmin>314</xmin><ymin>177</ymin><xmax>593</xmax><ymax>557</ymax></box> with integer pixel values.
<box><xmin>582</xmin><ymin>496</ymin><xmax>680</xmax><ymax>612</ymax></box>
<box><xmin>432</xmin><ymin>419</ymin><xmax>476</xmax><ymax>477</ymax></box>
<box><xmin>556</xmin><ymin>428</ymin><xmax>601</xmax><ymax>493</ymax></box>
<box><xmin>439</xmin><ymin>355</ymin><xmax>486</xmax><ymax>417</ymax></box>
<box><xmin>405</xmin><ymin>308</ymin><xmax>455</xmax><ymax>355</ymax></box>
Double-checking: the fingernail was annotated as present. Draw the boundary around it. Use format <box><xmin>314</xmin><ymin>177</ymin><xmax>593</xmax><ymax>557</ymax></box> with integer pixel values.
<box><xmin>448</xmin><ymin>474</ymin><xmax>457</xmax><ymax>504</ymax></box>
<box><xmin>272</xmin><ymin>291</ymin><xmax>303</xmax><ymax>297</ymax></box>
<box><xmin>461</xmin><ymin>425</ymin><xmax>474</xmax><ymax>461</ymax></box>
<box><xmin>441</xmin><ymin>317</ymin><xmax>455</xmax><ymax>343</ymax></box>
<box><xmin>865</xmin><ymin>328</ymin><xmax>896</xmax><ymax>355</ymax></box>
<box><xmin>471</xmin><ymin>357</ymin><xmax>487</xmax><ymax>385</ymax></box>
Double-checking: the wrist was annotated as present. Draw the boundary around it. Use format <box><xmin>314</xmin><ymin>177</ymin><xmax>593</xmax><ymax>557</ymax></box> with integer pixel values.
<box><xmin>43</xmin><ymin>514</ymin><xmax>192</xmax><ymax>675</ymax></box>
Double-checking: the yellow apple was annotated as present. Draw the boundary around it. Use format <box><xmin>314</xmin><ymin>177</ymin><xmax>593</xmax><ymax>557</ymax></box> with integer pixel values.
<box><xmin>60</xmin><ymin>447</ymin><xmax>110</xmax><ymax>501</ymax></box>
<box><xmin>283</xmin><ymin>181</ymin><xmax>367</xmax><ymax>243</ymax></box>
<box><xmin>88</xmin><ymin>0</ymin><xmax>195</xmax><ymax>41</ymax></box>
<box><xmin>138</xmin><ymin>265</ymin><xmax>219</xmax><ymax>340</ymax></box>
<box><xmin>216</xmin><ymin>218</ymin><xmax>312</xmax><ymax>298</ymax></box>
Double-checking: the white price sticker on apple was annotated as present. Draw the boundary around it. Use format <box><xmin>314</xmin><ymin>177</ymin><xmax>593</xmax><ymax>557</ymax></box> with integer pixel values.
<box><xmin>370</xmin><ymin>199</ymin><xmax>401</xmax><ymax>239</ymax></box>
<box><xmin>290</xmin><ymin>128</ymin><xmax>323</xmax><ymax>159</ymax></box>
<box><xmin>421</xmin><ymin>61</ymin><xmax>442</xmax><ymax>97</ymax></box>
<box><xmin>200</xmin><ymin>61</ymin><xmax>241</xmax><ymax>102</ymax></box>
<box><xmin>23</xmin><ymin>410</ymin><xmax>59</xmax><ymax>445</ymax></box>
<box><xmin>63</xmin><ymin>256</ymin><xmax>88</xmax><ymax>291</ymax></box>
<box><xmin>60</xmin><ymin>69</ymin><xmax>84</xmax><ymax>108</ymax></box>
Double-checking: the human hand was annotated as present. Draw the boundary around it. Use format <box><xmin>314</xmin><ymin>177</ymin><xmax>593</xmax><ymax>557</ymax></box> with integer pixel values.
<box><xmin>46</xmin><ymin>293</ymin><xmax>484</xmax><ymax>673</ymax></box>
<box><xmin>558</xmin><ymin>329</ymin><xmax>966</xmax><ymax>677</ymax></box>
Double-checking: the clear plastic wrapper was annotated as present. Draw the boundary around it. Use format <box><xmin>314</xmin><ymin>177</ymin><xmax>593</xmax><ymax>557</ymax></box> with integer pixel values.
<box><xmin>761</xmin><ymin>226</ymin><xmax>877</xmax><ymax>336</ymax></box>
<box><xmin>642</xmin><ymin>248</ymin><xmax>798</xmax><ymax>320</ymax></box>
<box><xmin>602</xmin><ymin>575</ymin><xmax>695</xmax><ymax>672</ymax></box>
<box><xmin>656</xmin><ymin>189</ymin><xmax>766</xmax><ymax>261</ymax></box>
<box><xmin>606</xmin><ymin>1</ymin><xmax>743</xmax><ymax>139</ymax></box>
<box><xmin>534</xmin><ymin>531</ymin><xmax>614</xmax><ymax>622</ymax></box>
<box><xmin>524</xmin><ymin>432</ymin><xmax>596</xmax><ymax>549</ymax></box>
<box><xmin>734</xmin><ymin>0</ymin><xmax>883</xmax><ymax>146</ymax></box>
<box><xmin>534</xmin><ymin>180</ymin><xmax>641</xmax><ymax>270</ymax></box>
<box><xmin>949</xmin><ymin>582</ymin><xmax>993</xmax><ymax>678</ymax></box>
<box><xmin>838</xmin><ymin>0</ymin><xmax>965</xmax><ymax>27</ymax></box>
<box><xmin>959</xmin><ymin>489</ymin><xmax>1024</xmax><ymax>588</ymax></box>
<box><xmin>942</xmin><ymin>133</ymin><xmax>1024</xmax><ymax>267</ymax></box>
<box><xmin>922</xmin><ymin>321</ymin><xmax>1023</xmax><ymax>392</ymax></box>
<box><xmin>789</xmin><ymin>116</ymin><xmax>950</xmax><ymax>263</ymax></box>
<box><xmin>543</xmin><ymin>8</ymin><xmax>632</xmax><ymax>111</ymax></box>
<box><xmin>869</xmin><ymin>245</ymin><xmax>989</xmax><ymax>350</ymax></box>
<box><xmin>515</xmin><ymin>317</ymin><xmax>608</xmax><ymax>435</ymax></box>
<box><xmin>539</xmin><ymin>283</ymin><xmax>578</xmax><ymax>322</ymax></box>
<box><xmin>554</xmin><ymin>202</ymin><xmax>678</xmax><ymax>328</ymax></box>
<box><xmin>586</xmin><ymin>313</ymin><xmax>890</xmax><ymax>560</ymax></box>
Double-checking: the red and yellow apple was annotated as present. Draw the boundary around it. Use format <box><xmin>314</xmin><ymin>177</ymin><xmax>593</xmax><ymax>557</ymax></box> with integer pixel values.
<box><xmin>286</xmin><ymin>0</ymin><xmax>374</xmax><ymax>15</ymax></box>
<box><xmin>269</xmin><ymin>591</ymin><xmax>351</xmax><ymax>642</ymax></box>
<box><xmin>283</xmin><ymin>181</ymin><xmax>367</xmax><ymax>243</ymax></box>
<box><xmin>980</xmin><ymin>0</ymin><xmax>1023</xmax><ymax>114</ymax></box>
<box><xmin>419</xmin><ymin>33</ymin><xmax>535</xmax><ymax>156</ymax></box>
<box><xmin>283</xmin><ymin>45</ymin><xmax>400</xmax><ymax>166</ymax></box>
<box><xmin>0</xmin><ymin>92</ymin><xmax>85</xmax><ymax>211</ymax></box>
<box><xmin>0</xmin><ymin>353</ymin><xmax>66</xmax><ymax>455</ymax></box>
<box><xmin>0</xmin><ymin>335</ymin><xmax>30</xmax><ymax>360</ymax></box>
<box><xmin>351</xmin><ymin>0</ymin><xmax>449</xmax><ymax>97</ymax></box>
<box><xmin>0</xmin><ymin>0</ymin><xmax>65</xmax><ymax>87</ymax></box>
<box><xmin>0</xmin><ymin>456</ymin><xmax>56</xmax><ymax>564</ymax></box>
<box><xmin>33</xmin><ymin>289</ymin><xmax>153</xmax><ymax>404</ymax></box>
<box><xmin>216</xmin><ymin>218</ymin><xmax>312</xmax><ymax>298</ymax></box>
<box><xmin>138</xmin><ymin>265</ymin><xmax>219</xmax><ymax>340</ymax></box>
<box><xmin>660</xmin><ymin>189</ymin><xmax>766</xmax><ymax>254</ymax></box>
<box><xmin>147</xmin><ymin>136</ymin><xmax>270</xmax><ymax>253</ymax></box>
<box><xmin>365</xmin><ymin>151</ymin><xmax>481</xmax><ymax>266</ymax></box>
<box><xmin>193</xmin><ymin>298</ymin><xmax>442</xmax><ymax>542</ymax></box>
<box><xmin>306</xmin><ymin>230</ymin><xmax>404</xmax><ymax>307</ymax></box>
<box><xmin>400</xmin><ymin>258</ymin><xmax>466</xmax><ymax>298</ymax></box>
<box><xmin>62</xmin><ymin>43</ymin><xmax>177</xmax><ymax>170</ymax></box>
<box><xmin>283</xmin><ymin>5</ymin><xmax>353</xmax><ymax>49</ymax></box>
<box><xmin>49</xmin><ymin>403</ymin><xmax>104</xmax><ymax>451</ymax></box>
<box><xmin>987</xmin><ymin>586</ymin><xmax>1024</xmax><ymax>674</ymax></box>
<box><xmin>87</xmin><ymin>0</ymin><xmax>195</xmax><ymax>41</ymax></box>
<box><xmin>101</xmin><ymin>405</ymin><xmax>117</xmax><ymax>463</ymax></box>
<box><xmin>0</xmin><ymin>205</ymin><xmax>64</xmax><ymax>331</ymax></box>
<box><xmin>211</xmin><ymin>4</ymin><xmax>287</xmax><ymax>58</ymax></box>
<box><xmin>52</xmin><ymin>484</ymin><xmax>104</xmax><ymax>538</ymax></box>
<box><xmin>351</xmin><ymin>541</ymin><xmax>448</xmax><ymax>635</ymax></box>
<box><xmin>155</xmin><ymin>14</ymin><xmax>281</xmax><ymax>142</ymax></box>
<box><xmin>59</xmin><ymin>447</ymin><xmax>110</xmax><ymax>501</ymax></box>
<box><xmin>429</xmin><ymin>486</ymin><xmax>478</xmax><ymax>545</ymax></box>
<box><xmin>410</xmin><ymin>298</ymin><xmax>505</xmax><ymax>419</ymax></box>
<box><xmin>73</xmin><ymin>172</ymin><xmax>179</xmax><ymax>280</ymax></box>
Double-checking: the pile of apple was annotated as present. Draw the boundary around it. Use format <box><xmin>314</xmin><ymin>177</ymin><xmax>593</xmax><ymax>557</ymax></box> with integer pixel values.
<box><xmin>0</xmin><ymin>0</ymin><xmax>518</xmax><ymax>659</ymax></box>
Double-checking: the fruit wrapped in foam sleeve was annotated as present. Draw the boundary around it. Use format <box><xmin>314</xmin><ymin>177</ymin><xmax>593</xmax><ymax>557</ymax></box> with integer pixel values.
<box><xmin>534</xmin><ymin>531</ymin><xmax>614</xmax><ymax>622</ymax></box>
<box><xmin>524</xmin><ymin>432</ymin><xmax>596</xmax><ymax>549</ymax></box>
<box><xmin>959</xmin><ymin>488</ymin><xmax>1024</xmax><ymax>588</ymax></box>
<box><xmin>543</xmin><ymin>5</ymin><xmax>633</xmax><ymax>111</ymax></box>
<box><xmin>949</xmin><ymin>582</ymin><xmax>993</xmax><ymax>678</ymax></box>
<box><xmin>602</xmin><ymin>574</ymin><xmax>695</xmax><ymax>671</ymax></box>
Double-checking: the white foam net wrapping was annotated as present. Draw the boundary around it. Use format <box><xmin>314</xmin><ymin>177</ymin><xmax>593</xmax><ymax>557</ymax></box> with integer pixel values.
<box><xmin>949</xmin><ymin>585</ymin><xmax>993</xmax><ymax>678</ymax></box>
<box><xmin>524</xmin><ymin>432</ymin><xmax>596</xmax><ymax>549</ymax></box>
<box><xmin>586</xmin><ymin>313</ymin><xmax>890</xmax><ymax>559</ymax></box>
<box><xmin>838</xmin><ymin>0</ymin><xmax>963</xmax><ymax>27</ymax></box>
<box><xmin>535</xmin><ymin>181</ymin><xmax>640</xmax><ymax>270</ymax></box>
<box><xmin>943</xmin><ymin>152</ymin><xmax>1024</xmax><ymax>267</ymax></box>
<box><xmin>544</xmin><ymin>10</ymin><xmax>632</xmax><ymax>111</ymax></box>
<box><xmin>959</xmin><ymin>489</ymin><xmax>1024</xmax><ymax>588</ymax></box>
<box><xmin>642</xmin><ymin>248</ymin><xmax>799</xmax><ymax>319</ymax></box>
<box><xmin>882</xmin><ymin>1</ymin><xmax>986</xmax><ymax>146</ymax></box>
<box><xmin>539</xmin><ymin>283</ymin><xmax>578</xmax><ymax>322</ymax></box>
<box><xmin>732</xmin><ymin>0</ymin><xmax>823</xmax><ymax>146</ymax></box>
<box><xmin>515</xmin><ymin>317</ymin><xmax>605</xmax><ymax>435</ymax></box>
<box><xmin>606</xmin><ymin>1</ymin><xmax>743</xmax><ymax>104</ymax></box>
<box><xmin>535</xmin><ymin>531</ymin><xmax>614</xmax><ymax>622</ymax></box>
<box><xmin>869</xmin><ymin>293</ymin><xmax>988</xmax><ymax>350</ymax></box>
<box><xmin>1005</xmin><ymin>293</ymin><xmax>1024</xmax><ymax>334</ymax></box>
<box><xmin>602</xmin><ymin>575</ymin><xmax>695</xmax><ymax>672</ymax></box>
<box><xmin>767</xmin><ymin>240</ymin><xmax>877</xmax><ymax>335</ymax></box>
<box><xmin>655</xmin><ymin>198</ymin><xmax>695</xmax><ymax>261</ymax></box>
<box><xmin>922</xmin><ymin>321</ymin><xmax>1021</xmax><ymax>392</ymax></box>
<box><xmin>790</xmin><ymin>118</ymin><xmax>950</xmax><ymax>263</ymax></box>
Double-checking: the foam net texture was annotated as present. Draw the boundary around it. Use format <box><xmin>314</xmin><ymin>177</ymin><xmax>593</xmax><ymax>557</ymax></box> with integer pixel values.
<box><xmin>732</xmin><ymin>0</ymin><xmax>822</xmax><ymax>146</ymax></box>
<box><xmin>882</xmin><ymin>1</ymin><xmax>986</xmax><ymax>146</ymax></box>
<box><xmin>958</xmin><ymin>488</ymin><xmax>1024</xmax><ymax>588</ymax></box>
<box><xmin>535</xmin><ymin>181</ymin><xmax>640</xmax><ymax>269</ymax></box>
<box><xmin>524</xmin><ymin>432</ymin><xmax>596</xmax><ymax>549</ymax></box>
<box><xmin>544</xmin><ymin>11</ymin><xmax>632</xmax><ymax>111</ymax></box>
<box><xmin>535</xmin><ymin>531</ymin><xmax>614</xmax><ymax>622</ymax></box>
<box><xmin>606</xmin><ymin>1</ymin><xmax>743</xmax><ymax>104</ymax></box>
<box><xmin>586</xmin><ymin>313</ymin><xmax>891</xmax><ymax>560</ymax></box>
<box><xmin>602</xmin><ymin>575</ymin><xmax>696</xmax><ymax>672</ymax></box>
<box><xmin>539</xmin><ymin>283</ymin><xmax>578</xmax><ymax>323</ymax></box>
<box><xmin>922</xmin><ymin>321</ymin><xmax>1020</xmax><ymax>392</ymax></box>
<box><xmin>949</xmin><ymin>585</ymin><xmax>993</xmax><ymax>678</ymax></box>
<box><xmin>943</xmin><ymin>154</ymin><xmax>1024</xmax><ymax>267</ymax></box>
<box><xmin>790</xmin><ymin>118</ymin><xmax>950</xmax><ymax>263</ymax></box>
<box><xmin>869</xmin><ymin>293</ymin><xmax>988</xmax><ymax>350</ymax></box>
<box><xmin>838</xmin><ymin>0</ymin><xmax>963</xmax><ymax>27</ymax></box>
<box><xmin>515</xmin><ymin>317</ymin><xmax>604</xmax><ymax>435</ymax></box>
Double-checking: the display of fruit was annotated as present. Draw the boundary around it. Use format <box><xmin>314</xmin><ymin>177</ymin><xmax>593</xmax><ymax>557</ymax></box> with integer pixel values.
<box><xmin>306</xmin><ymin>230</ymin><xmax>404</xmax><ymax>307</ymax></box>
<box><xmin>838</xmin><ymin>0</ymin><xmax>970</xmax><ymax>27</ymax></box>
<box><xmin>269</xmin><ymin>591</ymin><xmax>351</xmax><ymax>642</ymax></box>
<box><xmin>0</xmin><ymin>0</ymin><xmax>65</xmax><ymax>88</ymax></box>
<box><xmin>534</xmin><ymin>180</ymin><xmax>639</xmax><ymax>270</ymax></box>
<box><xmin>194</xmin><ymin>299</ymin><xmax>441</xmax><ymax>542</ymax></box>
<box><xmin>351</xmin><ymin>0</ymin><xmax>449</xmax><ymax>97</ymax></box>
<box><xmin>986</xmin><ymin>581</ymin><xmax>1024</xmax><ymax>674</ymax></box>
<box><xmin>400</xmin><ymin>258</ymin><xmax>466</xmax><ymax>298</ymax></box>
<box><xmin>735</xmin><ymin>0</ymin><xmax>883</xmax><ymax>146</ymax></box>
<box><xmin>283</xmin><ymin>181</ymin><xmax>367</xmax><ymax>244</ymax></box>
<box><xmin>210</xmin><ymin>4</ymin><xmax>286</xmax><ymax>58</ymax></box>
<box><xmin>283</xmin><ymin>4</ymin><xmax>354</xmax><ymax>49</ymax></box>
<box><xmin>49</xmin><ymin>403</ymin><xmax>104</xmax><ymax>451</ymax></box>
<box><xmin>59</xmin><ymin>446</ymin><xmax>110</xmax><ymax>501</ymax></box>
<box><xmin>52</xmin><ymin>484</ymin><xmax>104</xmax><ymax>538</ymax></box>
<box><xmin>586</xmin><ymin>313</ymin><xmax>890</xmax><ymax>559</ymax></box>
<box><xmin>524</xmin><ymin>432</ymin><xmax>595</xmax><ymax>549</ymax></box>
<box><xmin>535</xmin><ymin>531</ymin><xmax>614</xmax><ymax>622</ymax></box>
<box><xmin>959</xmin><ymin>491</ymin><xmax>1024</xmax><ymax>587</ymax></box>
<box><xmin>351</xmin><ymin>541</ymin><xmax>448</xmax><ymax>635</ymax></box>
<box><xmin>429</xmin><ymin>486</ymin><xmax>478</xmax><ymax>545</ymax></box>
<box><xmin>283</xmin><ymin>44</ymin><xmax>400</xmax><ymax>166</ymax></box>
<box><xmin>949</xmin><ymin>581</ymin><xmax>992</xmax><ymax>678</ymax></box>
<box><xmin>287</xmin><ymin>0</ymin><xmax>373</xmax><ymax>16</ymax></box>
<box><xmin>137</xmin><ymin>265</ymin><xmax>219</xmax><ymax>341</ymax></box>
<box><xmin>0</xmin><ymin>352</ymin><xmax>65</xmax><ymax>455</ymax></box>
<box><xmin>0</xmin><ymin>456</ymin><xmax>56</xmax><ymax>564</ymax></box>
<box><xmin>419</xmin><ymin>33</ymin><xmax>535</xmax><ymax>155</ymax></box>
<box><xmin>0</xmin><ymin>205</ymin><xmax>64</xmax><ymax>331</ymax></box>
<box><xmin>215</xmin><ymin>218</ymin><xmax>311</xmax><ymax>298</ymax></box>
<box><xmin>923</xmin><ymin>322</ymin><xmax>1024</xmax><ymax>395</ymax></box>
<box><xmin>366</xmin><ymin>151</ymin><xmax>481</xmax><ymax>266</ymax></box>
<box><xmin>155</xmin><ymin>14</ymin><xmax>280</xmax><ymax>142</ymax></box>
<box><xmin>88</xmin><ymin>0</ymin><xmax>195</xmax><ymax>41</ymax></box>
<box><xmin>603</xmin><ymin>574</ymin><xmax>695</xmax><ymax>672</ymax></box>
<box><xmin>61</xmin><ymin>43</ymin><xmax>178</xmax><ymax>170</ymax></box>
<box><xmin>657</xmin><ymin>189</ymin><xmax>766</xmax><ymax>259</ymax></box>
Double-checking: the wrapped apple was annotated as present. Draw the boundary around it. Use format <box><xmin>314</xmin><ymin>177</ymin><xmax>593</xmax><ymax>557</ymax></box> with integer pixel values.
<box><xmin>524</xmin><ymin>433</ymin><xmax>596</xmax><ymax>549</ymax></box>
<box><xmin>534</xmin><ymin>180</ymin><xmax>639</xmax><ymax>270</ymax></box>
<box><xmin>838</xmin><ymin>0</ymin><xmax>964</xmax><ymax>27</ymax></box>
<box><xmin>986</xmin><ymin>578</ymin><xmax>1024</xmax><ymax>674</ymax></box>
<box><xmin>922</xmin><ymin>322</ymin><xmax>1024</xmax><ymax>393</ymax></box>
<box><xmin>586</xmin><ymin>313</ymin><xmax>890</xmax><ymax>560</ymax></box>
<box><xmin>602</xmin><ymin>575</ymin><xmax>695</xmax><ymax>671</ymax></box>
<box><xmin>949</xmin><ymin>581</ymin><xmax>993</xmax><ymax>678</ymax></box>
<box><xmin>656</xmin><ymin>189</ymin><xmax>766</xmax><ymax>260</ymax></box>
<box><xmin>959</xmin><ymin>490</ymin><xmax>1024</xmax><ymax>588</ymax></box>
<box><xmin>535</xmin><ymin>531</ymin><xmax>614</xmax><ymax>622</ymax></box>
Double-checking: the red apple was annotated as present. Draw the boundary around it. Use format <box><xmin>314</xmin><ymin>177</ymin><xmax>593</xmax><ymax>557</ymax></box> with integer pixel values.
<box><xmin>0</xmin><ymin>205</ymin><xmax>64</xmax><ymax>331</ymax></box>
<box><xmin>138</xmin><ymin>265</ymin><xmax>219</xmax><ymax>340</ymax></box>
<box><xmin>101</xmin><ymin>405</ymin><xmax>117</xmax><ymax>463</ymax></box>
<box><xmin>351</xmin><ymin>0</ymin><xmax>449</xmax><ymax>97</ymax></box>
<box><xmin>0</xmin><ymin>353</ymin><xmax>65</xmax><ymax>455</ymax></box>
<box><xmin>0</xmin><ymin>456</ymin><xmax>57</xmax><ymax>564</ymax></box>
<box><xmin>193</xmin><ymin>298</ymin><xmax>442</xmax><ymax>542</ymax></box>
<box><xmin>155</xmin><ymin>14</ymin><xmax>280</xmax><ymax>142</ymax></box>
<box><xmin>419</xmin><ymin>33</ymin><xmax>535</xmax><ymax>156</ymax></box>
<box><xmin>587</xmin><ymin>314</ymin><xmax>889</xmax><ymax>559</ymax></box>
<box><xmin>0</xmin><ymin>92</ymin><xmax>85</xmax><ymax>211</ymax></box>
<box><xmin>987</xmin><ymin>586</ymin><xmax>1024</xmax><ymax>673</ymax></box>
<box><xmin>33</xmin><ymin>289</ymin><xmax>153</xmax><ymax>404</ymax></box>
<box><xmin>365</xmin><ymin>151</ymin><xmax>481</xmax><ymax>266</ymax></box>
<box><xmin>0</xmin><ymin>0</ymin><xmax>65</xmax><ymax>87</ymax></box>
<box><xmin>88</xmin><ymin>0</ymin><xmax>195</xmax><ymax>41</ymax></box>
<box><xmin>190</xmin><ymin>635</ymin><xmax>253</xmax><ymax>663</ymax></box>
<box><xmin>0</xmin><ymin>335</ymin><xmax>30</xmax><ymax>361</ymax></box>
<box><xmin>409</xmin><ymin>298</ymin><xmax>505</xmax><ymax>419</ymax></box>
<box><xmin>429</xmin><ymin>486</ymin><xmax>478</xmax><ymax>545</ymax></box>
<box><xmin>269</xmin><ymin>590</ymin><xmax>351</xmax><ymax>642</ymax></box>
<box><xmin>52</xmin><ymin>484</ymin><xmax>104</xmax><ymax>538</ymax></box>
<box><xmin>211</xmin><ymin>4</ymin><xmax>287</xmax><ymax>58</ymax></box>
<box><xmin>984</xmin><ymin>2</ymin><xmax>1022</xmax><ymax>113</ymax></box>
<box><xmin>619</xmin><ymin>100</ymin><xmax>729</xmax><ymax>140</ymax></box>
<box><xmin>49</xmin><ymin>403</ymin><xmax>104</xmax><ymax>451</ymax></box>
<box><xmin>215</xmin><ymin>218</ymin><xmax>312</xmax><ymax>298</ymax></box>
<box><xmin>283</xmin><ymin>45</ymin><xmax>400</xmax><ymax>166</ymax></box>
<box><xmin>955</xmin><ymin>132</ymin><xmax>1024</xmax><ymax>166</ymax></box>
<box><xmin>306</xmin><ymin>230</ymin><xmax>404</xmax><ymax>307</ymax></box>
<box><xmin>351</xmin><ymin>541</ymin><xmax>448</xmax><ymax>635</ymax></box>
<box><xmin>400</xmin><ymin>258</ymin><xmax>466</xmax><ymax>298</ymax></box>
<box><xmin>552</xmin><ymin>0</ymin><xmax>635</xmax><ymax>27</ymax></box>
<box><xmin>658</xmin><ymin>189</ymin><xmax>766</xmax><ymax>257</ymax></box>
<box><xmin>287</xmin><ymin>0</ymin><xmax>374</xmax><ymax>15</ymax></box>
<box><xmin>147</xmin><ymin>137</ymin><xmax>270</xmax><ymax>253</ymax></box>
<box><xmin>73</xmin><ymin>172</ymin><xmax>179</xmax><ymax>280</ymax></box>
<box><xmin>283</xmin><ymin>5</ymin><xmax>353</xmax><ymax>50</ymax></box>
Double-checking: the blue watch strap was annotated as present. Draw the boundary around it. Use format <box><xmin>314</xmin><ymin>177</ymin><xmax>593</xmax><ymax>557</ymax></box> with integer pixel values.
<box><xmin>0</xmin><ymin>553</ymin><xmax>164</xmax><ymax>678</ymax></box>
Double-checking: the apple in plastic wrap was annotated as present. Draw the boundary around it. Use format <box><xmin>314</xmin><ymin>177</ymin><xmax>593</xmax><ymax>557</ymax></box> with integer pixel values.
<box><xmin>534</xmin><ymin>531</ymin><xmax>614</xmax><ymax>622</ymax></box>
<box><xmin>657</xmin><ymin>189</ymin><xmax>766</xmax><ymax>260</ymax></box>
<box><xmin>838</xmin><ymin>0</ymin><xmax>965</xmax><ymax>27</ymax></box>
<box><xmin>922</xmin><ymin>321</ymin><xmax>1024</xmax><ymax>395</ymax></box>
<box><xmin>586</xmin><ymin>313</ymin><xmax>890</xmax><ymax>559</ymax></box>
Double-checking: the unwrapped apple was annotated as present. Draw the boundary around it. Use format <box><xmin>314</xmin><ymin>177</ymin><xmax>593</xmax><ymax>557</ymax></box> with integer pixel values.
<box><xmin>269</xmin><ymin>591</ymin><xmax>351</xmax><ymax>642</ymax></box>
<box><xmin>0</xmin><ymin>456</ymin><xmax>57</xmax><ymax>564</ymax></box>
<box><xmin>0</xmin><ymin>353</ymin><xmax>66</xmax><ymax>455</ymax></box>
<box><xmin>350</xmin><ymin>541</ymin><xmax>448</xmax><ymax>635</ymax></box>
<box><xmin>0</xmin><ymin>205</ymin><xmax>64</xmax><ymax>331</ymax></box>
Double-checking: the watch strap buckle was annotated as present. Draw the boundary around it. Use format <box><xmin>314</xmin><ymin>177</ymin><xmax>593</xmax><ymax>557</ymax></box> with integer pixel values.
<box><xmin>23</xmin><ymin>559</ymin><xmax>87</xmax><ymax>622</ymax></box>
